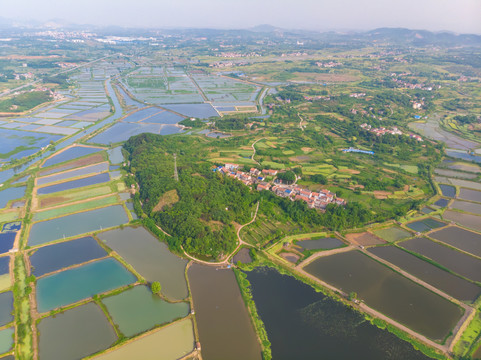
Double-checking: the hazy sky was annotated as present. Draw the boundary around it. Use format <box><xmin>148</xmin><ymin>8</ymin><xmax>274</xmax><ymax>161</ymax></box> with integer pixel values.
<box><xmin>3</xmin><ymin>0</ymin><xmax>481</xmax><ymax>34</ymax></box>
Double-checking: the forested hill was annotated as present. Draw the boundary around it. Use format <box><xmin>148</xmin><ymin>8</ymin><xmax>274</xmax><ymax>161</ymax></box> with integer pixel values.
<box><xmin>124</xmin><ymin>133</ymin><xmax>393</xmax><ymax>260</ymax></box>
<box><xmin>124</xmin><ymin>133</ymin><xmax>257</xmax><ymax>259</ymax></box>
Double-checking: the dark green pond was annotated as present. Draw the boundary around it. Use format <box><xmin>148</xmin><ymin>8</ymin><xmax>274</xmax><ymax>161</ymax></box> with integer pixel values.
<box><xmin>246</xmin><ymin>267</ymin><xmax>433</xmax><ymax>360</ymax></box>
<box><xmin>304</xmin><ymin>251</ymin><xmax>462</xmax><ymax>340</ymax></box>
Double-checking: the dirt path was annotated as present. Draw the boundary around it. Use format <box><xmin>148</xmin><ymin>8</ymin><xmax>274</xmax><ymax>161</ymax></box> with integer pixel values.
<box><xmin>296</xmin><ymin>245</ymin><xmax>355</xmax><ymax>268</ymax></box>
<box><xmin>182</xmin><ymin>202</ymin><xmax>259</xmax><ymax>266</ymax></box>
<box><xmin>251</xmin><ymin>138</ymin><xmax>266</xmax><ymax>165</ymax></box>
<box><xmin>298</xmin><ymin>113</ymin><xmax>305</xmax><ymax>131</ymax></box>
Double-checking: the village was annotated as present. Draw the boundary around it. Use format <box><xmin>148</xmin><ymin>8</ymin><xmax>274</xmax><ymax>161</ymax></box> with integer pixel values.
<box><xmin>213</xmin><ymin>163</ymin><xmax>346</xmax><ymax>210</ymax></box>
<box><xmin>360</xmin><ymin>123</ymin><xmax>423</xmax><ymax>141</ymax></box>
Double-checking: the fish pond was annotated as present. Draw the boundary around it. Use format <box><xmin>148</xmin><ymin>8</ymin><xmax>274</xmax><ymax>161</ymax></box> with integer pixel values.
<box><xmin>28</xmin><ymin>205</ymin><xmax>129</xmax><ymax>246</ymax></box>
<box><xmin>38</xmin><ymin>302</ymin><xmax>117</xmax><ymax>360</ymax></box>
<box><xmin>102</xmin><ymin>285</ymin><xmax>190</xmax><ymax>337</ymax></box>
<box><xmin>0</xmin><ymin>186</ymin><xmax>26</xmax><ymax>209</ymax></box>
<box><xmin>99</xmin><ymin>226</ymin><xmax>188</xmax><ymax>300</ymax></box>
<box><xmin>434</xmin><ymin>198</ymin><xmax>449</xmax><ymax>208</ymax></box>
<box><xmin>401</xmin><ymin>238</ymin><xmax>481</xmax><ymax>283</ymax></box>
<box><xmin>304</xmin><ymin>250</ymin><xmax>462</xmax><ymax>340</ymax></box>
<box><xmin>36</xmin><ymin>257</ymin><xmax>136</xmax><ymax>313</ymax></box>
<box><xmin>36</xmin><ymin>172</ymin><xmax>110</xmax><ymax>195</ymax></box>
<box><xmin>459</xmin><ymin>188</ymin><xmax>481</xmax><ymax>203</ymax></box>
<box><xmin>42</xmin><ymin>145</ymin><xmax>103</xmax><ymax>168</ymax></box>
<box><xmin>0</xmin><ymin>327</ymin><xmax>14</xmax><ymax>354</ymax></box>
<box><xmin>246</xmin><ymin>267</ymin><xmax>433</xmax><ymax>360</ymax></box>
<box><xmin>188</xmin><ymin>264</ymin><xmax>262</xmax><ymax>360</ymax></box>
<box><xmin>107</xmin><ymin>146</ymin><xmax>124</xmax><ymax>164</ymax></box>
<box><xmin>0</xmin><ymin>233</ymin><xmax>16</xmax><ymax>254</ymax></box>
<box><xmin>450</xmin><ymin>200</ymin><xmax>481</xmax><ymax>215</ymax></box>
<box><xmin>36</xmin><ymin>162</ymin><xmax>109</xmax><ymax>186</ymax></box>
<box><xmin>439</xmin><ymin>184</ymin><xmax>456</xmax><ymax>198</ymax></box>
<box><xmin>296</xmin><ymin>237</ymin><xmax>344</xmax><ymax>250</ymax></box>
<box><xmin>369</xmin><ymin>246</ymin><xmax>481</xmax><ymax>302</ymax></box>
<box><xmin>93</xmin><ymin>318</ymin><xmax>194</xmax><ymax>360</ymax></box>
<box><xmin>0</xmin><ymin>292</ymin><xmax>13</xmax><ymax>326</ymax></box>
<box><xmin>429</xmin><ymin>226</ymin><xmax>481</xmax><ymax>258</ymax></box>
<box><xmin>29</xmin><ymin>236</ymin><xmax>107</xmax><ymax>277</ymax></box>
<box><xmin>443</xmin><ymin>210</ymin><xmax>481</xmax><ymax>232</ymax></box>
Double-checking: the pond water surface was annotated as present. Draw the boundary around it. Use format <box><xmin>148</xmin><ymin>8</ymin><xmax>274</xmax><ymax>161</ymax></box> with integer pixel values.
<box><xmin>188</xmin><ymin>264</ymin><xmax>262</xmax><ymax>360</ymax></box>
<box><xmin>304</xmin><ymin>250</ymin><xmax>462</xmax><ymax>340</ymax></box>
<box><xmin>38</xmin><ymin>302</ymin><xmax>117</xmax><ymax>360</ymax></box>
<box><xmin>246</xmin><ymin>267</ymin><xmax>433</xmax><ymax>360</ymax></box>
<box><xmin>36</xmin><ymin>258</ymin><xmax>136</xmax><ymax>312</ymax></box>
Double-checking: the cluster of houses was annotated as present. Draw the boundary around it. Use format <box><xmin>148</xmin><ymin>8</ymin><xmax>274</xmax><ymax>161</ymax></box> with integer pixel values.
<box><xmin>213</xmin><ymin>163</ymin><xmax>345</xmax><ymax>210</ymax></box>
<box><xmin>360</xmin><ymin>123</ymin><xmax>423</xmax><ymax>141</ymax></box>
<box><xmin>315</xmin><ymin>61</ymin><xmax>342</xmax><ymax>68</ymax></box>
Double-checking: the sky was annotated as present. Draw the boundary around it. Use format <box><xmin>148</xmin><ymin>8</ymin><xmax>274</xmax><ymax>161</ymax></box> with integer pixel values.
<box><xmin>2</xmin><ymin>0</ymin><xmax>481</xmax><ymax>34</ymax></box>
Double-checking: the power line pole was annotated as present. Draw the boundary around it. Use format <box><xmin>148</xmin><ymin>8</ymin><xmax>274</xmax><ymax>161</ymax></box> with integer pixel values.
<box><xmin>174</xmin><ymin>153</ymin><xmax>179</xmax><ymax>181</ymax></box>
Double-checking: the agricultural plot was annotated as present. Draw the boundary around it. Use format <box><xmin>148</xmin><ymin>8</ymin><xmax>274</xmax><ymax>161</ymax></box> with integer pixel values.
<box><xmin>38</xmin><ymin>185</ymin><xmax>112</xmax><ymax>209</ymax></box>
<box><xmin>372</xmin><ymin>226</ymin><xmax>412</xmax><ymax>242</ymax></box>
<box><xmin>345</xmin><ymin>232</ymin><xmax>385</xmax><ymax>246</ymax></box>
<box><xmin>296</xmin><ymin>237</ymin><xmax>344</xmax><ymax>250</ymax></box>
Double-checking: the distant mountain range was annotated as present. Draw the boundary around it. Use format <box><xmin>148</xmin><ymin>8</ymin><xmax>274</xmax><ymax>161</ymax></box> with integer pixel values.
<box><xmin>0</xmin><ymin>17</ymin><xmax>479</xmax><ymax>47</ymax></box>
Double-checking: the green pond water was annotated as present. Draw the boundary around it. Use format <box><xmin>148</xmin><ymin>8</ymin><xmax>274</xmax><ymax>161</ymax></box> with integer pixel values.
<box><xmin>38</xmin><ymin>302</ymin><xmax>117</xmax><ymax>360</ymax></box>
<box><xmin>304</xmin><ymin>250</ymin><xmax>462</xmax><ymax>340</ymax></box>
<box><xmin>36</xmin><ymin>258</ymin><xmax>136</xmax><ymax>313</ymax></box>
<box><xmin>93</xmin><ymin>318</ymin><xmax>194</xmax><ymax>360</ymax></box>
<box><xmin>188</xmin><ymin>264</ymin><xmax>262</xmax><ymax>360</ymax></box>
<box><xmin>0</xmin><ymin>327</ymin><xmax>14</xmax><ymax>354</ymax></box>
<box><xmin>99</xmin><ymin>226</ymin><xmax>188</xmax><ymax>300</ymax></box>
<box><xmin>28</xmin><ymin>205</ymin><xmax>129</xmax><ymax>246</ymax></box>
<box><xmin>102</xmin><ymin>285</ymin><xmax>190</xmax><ymax>337</ymax></box>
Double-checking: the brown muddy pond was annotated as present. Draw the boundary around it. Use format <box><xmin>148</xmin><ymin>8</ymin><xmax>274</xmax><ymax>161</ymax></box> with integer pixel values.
<box><xmin>188</xmin><ymin>264</ymin><xmax>262</xmax><ymax>360</ymax></box>
<box><xmin>450</xmin><ymin>200</ymin><xmax>481</xmax><ymax>216</ymax></box>
<box><xmin>430</xmin><ymin>226</ymin><xmax>481</xmax><ymax>258</ymax></box>
<box><xmin>369</xmin><ymin>246</ymin><xmax>481</xmax><ymax>302</ymax></box>
<box><xmin>401</xmin><ymin>238</ymin><xmax>481</xmax><ymax>282</ymax></box>
<box><xmin>459</xmin><ymin>188</ymin><xmax>481</xmax><ymax>203</ymax></box>
<box><xmin>304</xmin><ymin>250</ymin><xmax>462</xmax><ymax>340</ymax></box>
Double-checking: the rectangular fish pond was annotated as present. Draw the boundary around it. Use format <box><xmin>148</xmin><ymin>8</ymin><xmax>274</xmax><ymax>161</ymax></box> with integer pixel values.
<box><xmin>36</xmin><ymin>257</ymin><xmax>136</xmax><ymax>313</ymax></box>
<box><xmin>29</xmin><ymin>236</ymin><xmax>107</xmax><ymax>277</ymax></box>
<box><xmin>101</xmin><ymin>285</ymin><xmax>190</xmax><ymax>337</ymax></box>
<box><xmin>28</xmin><ymin>205</ymin><xmax>129</xmax><ymax>246</ymax></box>
<box><xmin>304</xmin><ymin>250</ymin><xmax>462</xmax><ymax>340</ymax></box>
<box><xmin>36</xmin><ymin>172</ymin><xmax>110</xmax><ymax>195</ymax></box>
<box><xmin>42</xmin><ymin>145</ymin><xmax>103</xmax><ymax>168</ymax></box>
<box><xmin>99</xmin><ymin>226</ymin><xmax>188</xmax><ymax>300</ymax></box>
